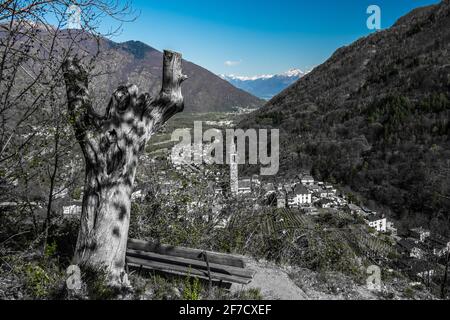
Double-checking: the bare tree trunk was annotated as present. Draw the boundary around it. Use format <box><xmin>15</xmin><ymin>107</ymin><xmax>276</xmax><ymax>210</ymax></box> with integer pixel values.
<box><xmin>62</xmin><ymin>50</ymin><xmax>186</xmax><ymax>288</ymax></box>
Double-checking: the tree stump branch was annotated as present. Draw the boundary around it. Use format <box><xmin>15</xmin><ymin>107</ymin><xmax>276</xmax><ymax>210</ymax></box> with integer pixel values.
<box><xmin>62</xmin><ymin>50</ymin><xmax>187</xmax><ymax>288</ymax></box>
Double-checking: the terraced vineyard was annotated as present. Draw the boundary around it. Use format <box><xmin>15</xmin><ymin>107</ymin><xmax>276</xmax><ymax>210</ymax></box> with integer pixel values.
<box><xmin>346</xmin><ymin>228</ymin><xmax>395</xmax><ymax>260</ymax></box>
<box><xmin>259</xmin><ymin>207</ymin><xmax>396</xmax><ymax>263</ymax></box>
<box><xmin>260</xmin><ymin>208</ymin><xmax>314</xmax><ymax>237</ymax></box>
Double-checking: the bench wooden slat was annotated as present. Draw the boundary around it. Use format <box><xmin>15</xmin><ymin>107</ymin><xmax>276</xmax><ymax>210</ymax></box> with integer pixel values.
<box><xmin>126</xmin><ymin>256</ymin><xmax>252</xmax><ymax>285</ymax></box>
<box><xmin>127</xmin><ymin>238</ymin><xmax>245</xmax><ymax>268</ymax></box>
<box><xmin>127</xmin><ymin>249</ymin><xmax>255</xmax><ymax>279</ymax></box>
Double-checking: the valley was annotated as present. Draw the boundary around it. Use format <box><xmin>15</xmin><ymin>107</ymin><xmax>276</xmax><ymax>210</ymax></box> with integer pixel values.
<box><xmin>1</xmin><ymin>0</ymin><xmax>449</xmax><ymax>303</ymax></box>
<box><xmin>240</xmin><ymin>1</ymin><xmax>450</xmax><ymax>237</ymax></box>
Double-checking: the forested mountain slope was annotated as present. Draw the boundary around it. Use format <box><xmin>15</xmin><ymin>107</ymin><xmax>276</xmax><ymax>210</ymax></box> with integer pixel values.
<box><xmin>241</xmin><ymin>1</ymin><xmax>450</xmax><ymax>233</ymax></box>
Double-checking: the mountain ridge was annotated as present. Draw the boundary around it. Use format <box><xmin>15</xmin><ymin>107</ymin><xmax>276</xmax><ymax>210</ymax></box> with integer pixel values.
<box><xmin>0</xmin><ymin>26</ymin><xmax>264</xmax><ymax>113</ymax></box>
<box><xmin>92</xmin><ymin>38</ymin><xmax>264</xmax><ymax>112</ymax></box>
<box><xmin>241</xmin><ymin>0</ymin><xmax>450</xmax><ymax>233</ymax></box>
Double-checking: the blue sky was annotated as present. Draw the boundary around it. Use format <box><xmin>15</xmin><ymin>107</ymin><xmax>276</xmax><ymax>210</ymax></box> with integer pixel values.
<box><xmin>106</xmin><ymin>0</ymin><xmax>440</xmax><ymax>76</ymax></box>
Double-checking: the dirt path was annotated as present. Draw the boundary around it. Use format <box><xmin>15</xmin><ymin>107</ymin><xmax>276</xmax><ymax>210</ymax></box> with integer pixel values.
<box><xmin>231</xmin><ymin>258</ymin><xmax>308</xmax><ymax>300</ymax></box>
<box><xmin>231</xmin><ymin>257</ymin><xmax>437</xmax><ymax>300</ymax></box>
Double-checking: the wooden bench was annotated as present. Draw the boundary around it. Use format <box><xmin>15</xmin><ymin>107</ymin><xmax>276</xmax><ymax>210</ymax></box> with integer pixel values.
<box><xmin>126</xmin><ymin>238</ymin><xmax>255</xmax><ymax>285</ymax></box>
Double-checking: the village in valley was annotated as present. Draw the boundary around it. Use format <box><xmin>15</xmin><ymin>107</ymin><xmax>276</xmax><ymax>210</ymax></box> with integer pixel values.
<box><xmin>49</xmin><ymin>109</ymin><xmax>450</xmax><ymax>296</ymax></box>
<box><xmin>224</xmin><ymin>160</ymin><xmax>450</xmax><ymax>291</ymax></box>
<box><xmin>2</xmin><ymin>110</ymin><xmax>447</xmax><ymax>298</ymax></box>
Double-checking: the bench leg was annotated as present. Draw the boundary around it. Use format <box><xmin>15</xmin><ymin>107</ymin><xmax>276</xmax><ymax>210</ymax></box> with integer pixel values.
<box><xmin>201</xmin><ymin>251</ymin><xmax>213</xmax><ymax>293</ymax></box>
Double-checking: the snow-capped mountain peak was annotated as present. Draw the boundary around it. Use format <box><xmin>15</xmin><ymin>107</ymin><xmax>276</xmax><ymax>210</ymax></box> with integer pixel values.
<box><xmin>220</xmin><ymin>68</ymin><xmax>309</xmax><ymax>100</ymax></box>
<box><xmin>219</xmin><ymin>74</ymin><xmax>274</xmax><ymax>81</ymax></box>
<box><xmin>220</xmin><ymin>69</ymin><xmax>307</xmax><ymax>82</ymax></box>
<box><xmin>282</xmin><ymin>68</ymin><xmax>305</xmax><ymax>77</ymax></box>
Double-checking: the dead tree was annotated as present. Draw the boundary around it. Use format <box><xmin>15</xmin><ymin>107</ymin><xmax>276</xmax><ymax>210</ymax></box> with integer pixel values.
<box><xmin>62</xmin><ymin>50</ymin><xmax>187</xmax><ymax>287</ymax></box>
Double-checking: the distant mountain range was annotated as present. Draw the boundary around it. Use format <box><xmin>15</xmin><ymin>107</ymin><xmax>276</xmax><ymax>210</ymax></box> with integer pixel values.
<box><xmin>241</xmin><ymin>1</ymin><xmax>450</xmax><ymax>233</ymax></box>
<box><xmin>1</xmin><ymin>27</ymin><xmax>263</xmax><ymax>113</ymax></box>
<box><xmin>220</xmin><ymin>69</ymin><xmax>308</xmax><ymax>100</ymax></box>
<box><xmin>89</xmin><ymin>39</ymin><xmax>264</xmax><ymax>112</ymax></box>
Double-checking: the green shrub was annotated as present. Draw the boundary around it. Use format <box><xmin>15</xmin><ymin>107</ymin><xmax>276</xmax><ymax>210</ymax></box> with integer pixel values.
<box><xmin>44</xmin><ymin>241</ymin><xmax>58</xmax><ymax>259</ymax></box>
<box><xmin>24</xmin><ymin>263</ymin><xmax>51</xmax><ymax>298</ymax></box>
<box><xmin>23</xmin><ymin>261</ymin><xmax>65</xmax><ymax>299</ymax></box>
<box><xmin>70</xmin><ymin>187</ymin><xmax>82</xmax><ymax>200</ymax></box>
<box><xmin>183</xmin><ymin>275</ymin><xmax>201</xmax><ymax>300</ymax></box>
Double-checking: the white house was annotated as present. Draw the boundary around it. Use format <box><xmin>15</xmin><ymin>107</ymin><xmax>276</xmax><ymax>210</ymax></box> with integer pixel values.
<box><xmin>214</xmin><ymin>187</ymin><xmax>223</xmax><ymax>195</ymax></box>
<box><xmin>300</xmin><ymin>175</ymin><xmax>314</xmax><ymax>186</ymax></box>
<box><xmin>63</xmin><ymin>205</ymin><xmax>82</xmax><ymax>216</ymax></box>
<box><xmin>433</xmin><ymin>243</ymin><xmax>450</xmax><ymax>257</ymax></box>
<box><xmin>366</xmin><ymin>215</ymin><xmax>387</xmax><ymax>232</ymax></box>
<box><xmin>398</xmin><ymin>239</ymin><xmax>428</xmax><ymax>259</ymax></box>
<box><xmin>293</xmin><ymin>184</ymin><xmax>312</xmax><ymax>206</ymax></box>
<box><xmin>251</xmin><ymin>175</ymin><xmax>261</xmax><ymax>186</ymax></box>
<box><xmin>238</xmin><ymin>179</ymin><xmax>252</xmax><ymax>194</ymax></box>
<box><xmin>314</xmin><ymin>187</ymin><xmax>329</xmax><ymax>199</ymax></box>
<box><xmin>411</xmin><ymin>247</ymin><xmax>427</xmax><ymax>260</ymax></box>
<box><xmin>287</xmin><ymin>184</ymin><xmax>312</xmax><ymax>207</ymax></box>
<box><xmin>387</xmin><ymin>221</ymin><xmax>398</xmax><ymax>236</ymax></box>
<box><xmin>428</xmin><ymin>236</ymin><xmax>450</xmax><ymax>257</ymax></box>
<box><xmin>324</xmin><ymin>184</ymin><xmax>337</xmax><ymax>196</ymax></box>
<box><xmin>410</xmin><ymin>227</ymin><xmax>431</xmax><ymax>242</ymax></box>
<box><xmin>316</xmin><ymin>198</ymin><xmax>334</xmax><ymax>209</ymax></box>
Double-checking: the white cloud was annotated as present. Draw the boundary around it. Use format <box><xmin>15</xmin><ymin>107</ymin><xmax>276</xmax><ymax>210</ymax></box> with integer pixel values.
<box><xmin>224</xmin><ymin>60</ymin><xmax>242</xmax><ymax>67</ymax></box>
